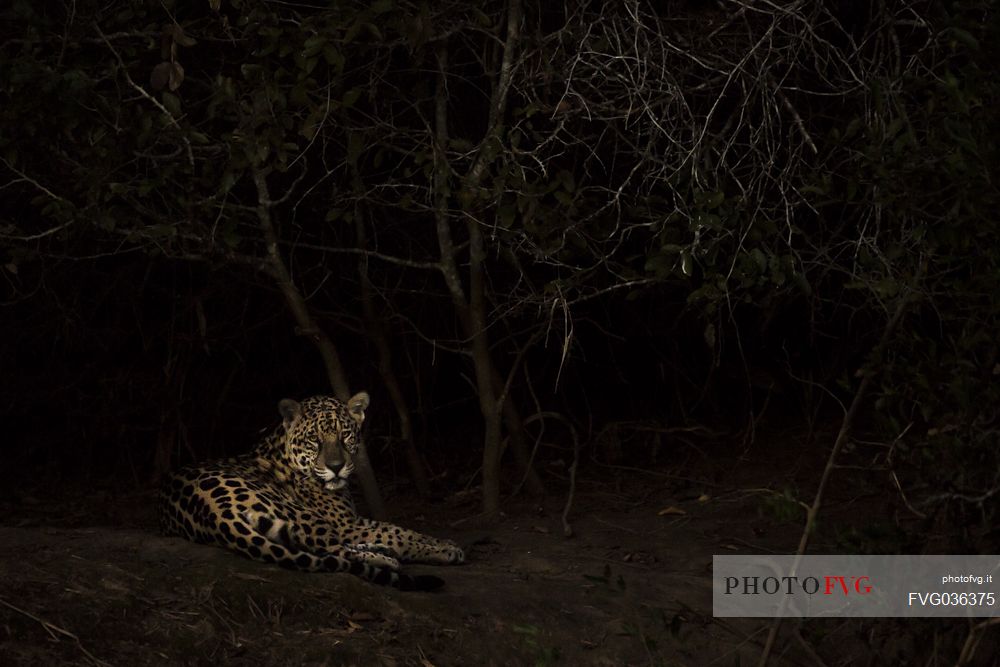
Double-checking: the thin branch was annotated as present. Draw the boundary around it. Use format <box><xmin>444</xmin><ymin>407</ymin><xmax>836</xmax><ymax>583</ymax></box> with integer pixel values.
<box><xmin>278</xmin><ymin>239</ymin><xmax>442</xmax><ymax>271</ymax></box>
<box><xmin>0</xmin><ymin>156</ymin><xmax>77</xmax><ymax>241</ymax></box>
<box><xmin>94</xmin><ymin>23</ymin><xmax>194</xmax><ymax>168</ymax></box>
<box><xmin>758</xmin><ymin>265</ymin><xmax>923</xmax><ymax>667</ymax></box>
<box><xmin>466</xmin><ymin>0</ymin><xmax>522</xmax><ymax>187</ymax></box>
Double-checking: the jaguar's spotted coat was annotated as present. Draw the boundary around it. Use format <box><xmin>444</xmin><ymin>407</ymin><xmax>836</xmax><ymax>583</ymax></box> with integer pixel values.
<box><xmin>160</xmin><ymin>393</ymin><xmax>463</xmax><ymax>591</ymax></box>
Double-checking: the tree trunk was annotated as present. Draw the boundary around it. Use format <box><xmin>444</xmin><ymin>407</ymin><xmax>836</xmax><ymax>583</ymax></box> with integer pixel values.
<box><xmin>355</xmin><ymin>214</ymin><xmax>432</xmax><ymax>497</ymax></box>
<box><xmin>491</xmin><ymin>367</ymin><xmax>545</xmax><ymax>496</ymax></box>
<box><xmin>432</xmin><ymin>45</ymin><xmax>503</xmax><ymax>516</ymax></box>
<box><xmin>466</xmin><ymin>218</ymin><xmax>504</xmax><ymax>516</ymax></box>
<box><xmin>251</xmin><ymin>166</ymin><xmax>387</xmax><ymax>519</ymax></box>
<box><xmin>430</xmin><ymin>0</ymin><xmax>526</xmax><ymax>516</ymax></box>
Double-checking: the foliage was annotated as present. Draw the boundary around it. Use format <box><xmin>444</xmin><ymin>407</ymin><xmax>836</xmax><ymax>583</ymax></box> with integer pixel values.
<box><xmin>830</xmin><ymin>1</ymin><xmax>1000</xmax><ymax>548</ymax></box>
<box><xmin>1</xmin><ymin>0</ymin><xmax>998</xmax><ymax>530</ymax></box>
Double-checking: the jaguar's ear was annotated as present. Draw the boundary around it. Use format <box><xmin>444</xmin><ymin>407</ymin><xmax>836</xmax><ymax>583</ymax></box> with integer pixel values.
<box><xmin>346</xmin><ymin>391</ymin><xmax>370</xmax><ymax>424</ymax></box>
<box><xmin>278</xmin><ymin>399</ymin><xmax>302</xmax><ymax>425</ymax></box>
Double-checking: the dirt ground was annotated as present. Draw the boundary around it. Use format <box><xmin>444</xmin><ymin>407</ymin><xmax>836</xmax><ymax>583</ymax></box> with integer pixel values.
<box><xmin>0</xmin><ymin>428</ymin><xmax>994</xmax><ymax>666</ymax></box>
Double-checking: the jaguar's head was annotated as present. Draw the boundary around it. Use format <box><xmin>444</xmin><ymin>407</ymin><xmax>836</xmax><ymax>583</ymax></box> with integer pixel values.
<box><xmin>277</xmin><ymin>391</ymin><xmax>369</xmax><ymax>488</ymax></box>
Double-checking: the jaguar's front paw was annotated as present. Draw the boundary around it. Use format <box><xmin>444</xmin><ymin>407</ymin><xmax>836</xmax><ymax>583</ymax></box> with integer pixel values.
<box><xmin>446</xmin><ymin>546</ymin><xmax>465</xmax><ymax>564</ymax></box>
<box><xmin>345</xmin><ymin>545</ymin><xmax>400</xmax><ymax>570</ymax></box>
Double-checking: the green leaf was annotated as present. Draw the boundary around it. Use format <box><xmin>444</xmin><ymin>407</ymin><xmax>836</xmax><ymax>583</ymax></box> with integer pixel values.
<box><xmin>846</xmin><ymin>179</ymin><xmax>857</xmax><ymax>201</ymax></box>
<box><xmin>693</xmin><ymin>213</ymin><xmax>720</xmax><ymax>229</ymax></box>
<box><xmin>363</xmin><ymin>22</ymin><xmax>384</xmax><ymax>41</ymax></box>
<box><xmin>299</xmin><ymin>109</ymin><xmax>322</xmax><ymax>139</ymax></box>
<box><xmin>945</xmin><ymin>27</ymin><xmax>979</xmax><ymax>51</ymax></box>
<box><xmin>498</xmin><ymin>204</ymin><xmax>516</xmax><ymax>228</ymax></box>
<box><xmin>240</xmin><ymin>64</ymin><xmax>262</xmax><ymax>81</ymax></box>
<box><xmin>290</xmin><ymin>83</ymin><xmax>310</xmax><ymax>107</ymax></box>
<box><xmin>799</xmin><ymin>184</ymin><xmax>827</xmax><ymax>196</ymax></box>
<box><xmin>220</xmin><ymin>170</ymin><xmax>239</xmax><ymax>193</ymax></box>
<box><xmin>302</xmin><ymin>35</ymin><xmax>326</xmax><ymax>58</ymax></box>
<box><xmin>891</xmin><ymin>132</ymin><xmax>912</xmax><ymax>155</ymax></box>
<box><xmin>554</xmin><ymin>190</ymin><xmax>573</xmax><ymax>206</ymax></box>
<box><xmin>323</xmin><ymin>45</ymin><xmax>345</xmax><ymax>73</ymax></box>
<box><xmin>644</xmin><ymin>254</ymin><xmax>672</xmax><ymax>275</ymax></box>
<box><xmin>146</xmin><ymin>224</ymin><xmax>177</xmax><ymax>238</ymax></box>
<box><xmin>161</xmin><ymin>91</ymin><xmax>182</xmax><ymax>116</ymax></box>
<box><xmin>344</xmin><ymin>21</ymin><xmax>361</xmax><ymax>44</ymax></box>
<box><xmin>342</xmin><ymin>88</ymin><xmax>361</xmax><ymax>109</ymax></box>
<box><xmin>703</xmin><ymin>191</ymin><xmax>724</xmax><ymax>210</ymax></box>
<box><xmin>680</xmin><ymin>251</ymin><xmax>692</xmax><ymax>276</ymax></box>
<box><xmin>556</xmin><ymin>169</ymin><xmax>575</xmax><ymax>193</ymax></box>
<box><xmin>296</xmin><ymin>56</ymin><xmax>318</xmax><ymax>75</ymax></box>
<box><xmin>869</xmin><ymin>79</ymin><xmax>884</xmax><ymax>110</ymax></box>
<box><xmin>220</xmin><ymin>220</ymin><xmax>240</xmax><ymax>248</ymax></box>
<box><xmin>346</xmin><ymin>132</ymin><xmax>364</xmax><ymax>168</ymax></box>
<box><xmin>843</xmin><ymin>117</ymin><xmax>862</xmax><ymax>141</ymax></box>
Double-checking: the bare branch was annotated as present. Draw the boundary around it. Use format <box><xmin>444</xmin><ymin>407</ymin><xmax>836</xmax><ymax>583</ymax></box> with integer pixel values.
<box><xmin>94</xmin><ymin>23</ymin><xmax>194</xmax><ymax>168</ymax></box>
<box><xmin>0</xmin><ymin>157</ymin><xmax>76</xmax><ymax>241</ymax></box>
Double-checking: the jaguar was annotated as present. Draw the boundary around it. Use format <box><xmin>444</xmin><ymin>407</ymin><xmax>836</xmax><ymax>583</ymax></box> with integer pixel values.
<box><xmin>160</xmin><ymin>392</ymin><xmax>464</xmax><ymax>591</ymax></box>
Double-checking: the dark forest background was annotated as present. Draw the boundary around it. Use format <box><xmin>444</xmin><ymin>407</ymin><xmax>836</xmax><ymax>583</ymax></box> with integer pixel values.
<box><xmin>1</xmin><ymin>0</ymin><xmax>998</xmax><ymax>543</ymax></box>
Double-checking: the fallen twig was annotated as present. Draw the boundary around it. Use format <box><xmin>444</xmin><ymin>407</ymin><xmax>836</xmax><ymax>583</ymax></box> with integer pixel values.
<box><xmin>0</xmin><ymin>596</ymin><xmax>110</xmax><ymax>667</ymax></box>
